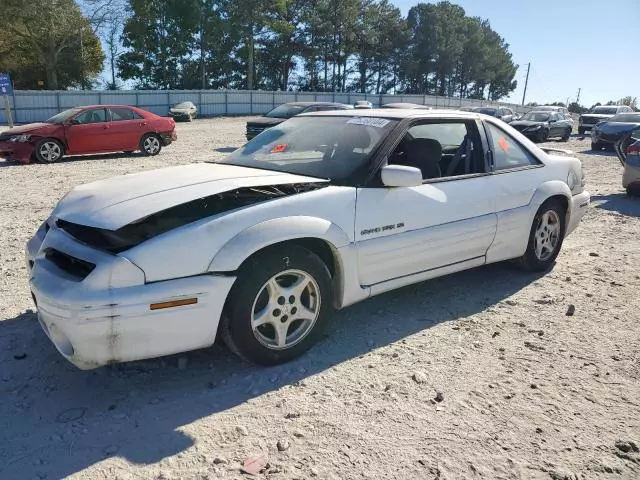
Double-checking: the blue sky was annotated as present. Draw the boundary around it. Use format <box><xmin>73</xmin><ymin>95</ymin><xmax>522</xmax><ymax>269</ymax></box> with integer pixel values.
<box><xmin>393</xmin><ymin>0</ymin><xmax>640</xmax><ymax>107</ymax></box>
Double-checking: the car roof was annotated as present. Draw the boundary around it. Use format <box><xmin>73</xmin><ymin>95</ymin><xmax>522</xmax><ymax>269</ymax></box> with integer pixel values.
<box><xmin>66</xmin><ymin>105</ymin><xmax>142</xmax><ymax>110</ymax></box>
<box><xmin>283</xmin><ymin>101</ymin><xmax>348</xmax><ymax>106</ymax></box>
<box><xmin>300</xmin><ymin>108</ymin><xmax>484</xmax><ymax>120</ymax></box>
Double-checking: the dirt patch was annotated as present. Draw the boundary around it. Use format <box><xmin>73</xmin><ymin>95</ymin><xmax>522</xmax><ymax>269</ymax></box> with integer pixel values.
<box><xmin>0</xmin><ymin>119</ymin><xmax>638</xmax><ymax>479</ymax></box>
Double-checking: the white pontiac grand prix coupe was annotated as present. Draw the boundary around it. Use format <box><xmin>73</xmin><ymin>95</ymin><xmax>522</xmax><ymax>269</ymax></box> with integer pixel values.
<box><xmin>26</xmin><ymin>109</ymin><xmax>590</xmax><ymax>369</ymax></box>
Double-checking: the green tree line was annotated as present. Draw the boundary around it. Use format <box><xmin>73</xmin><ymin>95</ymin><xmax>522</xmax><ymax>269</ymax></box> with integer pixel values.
<box><xmin>0</xmin><ymin>0</ymin><xmax>520</xmax><ymax>101</ymax></box>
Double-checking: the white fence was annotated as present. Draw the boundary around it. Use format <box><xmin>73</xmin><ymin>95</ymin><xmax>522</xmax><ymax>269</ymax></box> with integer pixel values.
<box><xmin>0</xmin><ymin>89</ymin><xmax>528</xmax><ymax>124</ymax></box>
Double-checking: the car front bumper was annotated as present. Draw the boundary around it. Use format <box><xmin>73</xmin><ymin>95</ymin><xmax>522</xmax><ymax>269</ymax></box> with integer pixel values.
<box><xmin>26</xmin><ymin>225</ymin><xmax>235</xmax><ymax>370</ymax></box>
<box><xmin>0</xmin><ymin>140</ymin><xmax>34</xmax><ymax>163</ymax></box>
<box><xmin>566</xmin><ymin>190</ymin><xmax>590</xmax><ymax>236</ymax></box>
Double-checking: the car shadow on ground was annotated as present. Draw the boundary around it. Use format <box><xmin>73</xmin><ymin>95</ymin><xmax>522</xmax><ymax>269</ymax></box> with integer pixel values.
<box><xmin>214</xmin><ymin>146</ymin><xmax>239</xmax><ymax>153</ymax></box>
<box><xmin>0</xmin><ymin>152</ymin><xmax>150</xmax><ymax>167</ymax></box>
<box><xmin>591</xmin><ymin>193</ymin><xmax>640</xmax><ymax>217</ymax></box>
<box><xmin>577</xmin><ymin>148</ymin><xmax>617</xmax><ymax>157</ymax></box>
<box><xmin>0</xmin><ymin>263</ymin><xmax>543</xmax><ymax>479</ymax></box>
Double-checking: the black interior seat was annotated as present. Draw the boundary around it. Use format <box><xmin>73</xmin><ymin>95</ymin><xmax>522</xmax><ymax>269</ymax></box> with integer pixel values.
<box><xmin>403</xmin><ymin>138</ymin><xmax>442</xmax><ymax>179</ymax></box>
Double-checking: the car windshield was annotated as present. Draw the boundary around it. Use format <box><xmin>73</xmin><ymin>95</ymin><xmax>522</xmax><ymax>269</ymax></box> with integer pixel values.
<box><xmin>474</xmin><ymin>107</ymin><xmax>497</xmax><ymax>115</ymax></box>
<box><xmin>609</xmin><ymin>113</ymin><xmax>640</xmax><ymax>123</ymax></box>
<box><xmin>531</xmin><ymin>106</ymin><xmax>558</xmax><ymax>112</ymax></box>
<box><xmin>592</xmin><ymin>106</ymin><xmax>618</xmax><ymax>115</ymax></box>
<box><xmin>46</xmin><ymin>108</ymin><xmax>83</xmax><ymax>124</ymax></box>
<box><xmin>265</xmin><ymin>104</ymin><xmax>307</xmax><ymax>119</ymax></box>
<box><xmin>522</xmin><ymin>112</ymin><xmax>550</xmax><ymax>122</ymax></box>
<box><xmin>173</xmin><ymin>102</ymin><xmax>194</xmax><ymax>109</ymax></box>
<box><xmin>216</xmin><ymin>116</ymin><xmax>397</xmax><ymax>183</ymax></box>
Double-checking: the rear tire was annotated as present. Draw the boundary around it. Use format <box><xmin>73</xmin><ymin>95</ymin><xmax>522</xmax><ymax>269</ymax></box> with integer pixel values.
<box><xmin>591</xmin><ymin>141</ymin><xmax>603</xmax><ymax>151</ymax></box>
<box><xmin>34</xmin><ymin>138</ymin><xmax>64</xmax><ymax>163</ymax></box>
<box><xmin>140</xmin><ymin>133</ymin><xmax>162</xmax><ymax>156</ymax></box>
<box><xmin>517</xmin><ymin>199</ymin><xmax>566</xmax><ymax>272</ymax></box>
<box><xmin>220</xmin><ymin>245</ymin><xmax>333</xmax><ymax>365</ymax></box>
<box><xmin>626</xmin><ymin>186</ymin><xmax>640</xmax><ymax>197</ymax></box>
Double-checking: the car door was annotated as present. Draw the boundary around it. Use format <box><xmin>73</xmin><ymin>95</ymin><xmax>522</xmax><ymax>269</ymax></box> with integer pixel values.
<box><xmin>503</xmin><ymin>108</ymin><xmax>514</xmax><ymax>123</ymax></box>
<box><xmin>481</xmin><ymin>119</ymin><xmax>552</xmax><ymax>262</ymax></box>
<box><xmin>354</xmin><ymin>118</ymin><xmax>498</xmax><ymax>287</ymax></box>
<box><xmin>64</xmin><ymin>108</ymin><xmax>110</xmax><ymax>154</ymax></box>
<box><xmin>547</xmin><ymin>113</ymin><xmax>560</xmax><ymax>135</ymax></box>
<box><xmin>106</xmin><ymin>107</ymin><xmax>147</xmax><ymax>150</ymax></box>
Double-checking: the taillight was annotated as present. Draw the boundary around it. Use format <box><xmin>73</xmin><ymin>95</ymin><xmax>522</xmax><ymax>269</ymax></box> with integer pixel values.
<box><xmin>627</xmin><ymin>141</ymin><xmax>640</xmax><ymax>157</ymax></box>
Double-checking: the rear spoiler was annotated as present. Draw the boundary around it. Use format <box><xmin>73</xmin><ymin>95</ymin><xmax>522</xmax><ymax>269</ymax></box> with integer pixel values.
<box><xmin>540</xmin><ymin>147</ymin><xmax>574</xmax><ymax>155</ymax></box>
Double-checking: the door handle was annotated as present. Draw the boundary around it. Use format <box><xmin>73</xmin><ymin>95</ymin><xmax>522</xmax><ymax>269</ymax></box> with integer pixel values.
<box><xmin>139</xmin><ymin>122</ymin><xmax>148</xmax><ymax>126</ymax></box>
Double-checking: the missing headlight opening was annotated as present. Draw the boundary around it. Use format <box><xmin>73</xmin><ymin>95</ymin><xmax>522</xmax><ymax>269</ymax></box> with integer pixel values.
<box><xmin>57</xmin><ymin>183</ymin><xmax>327</xmax><ymax>253</ymax></box>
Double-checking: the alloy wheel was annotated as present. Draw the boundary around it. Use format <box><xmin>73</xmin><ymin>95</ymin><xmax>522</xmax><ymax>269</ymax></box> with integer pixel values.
<box><xmin>250</xmin><ymin>269</ymin><xmax>321</xmax><ymax>350</ymax></box>
<box><xmin>534</xmin><ymin>210</ymin><xmax>561</xmax><ymax>261</ymax></box>
<box><xmin>39</xmin><ymin>141</ymin><xmax>62</xmax><ymax>162</ymax></box>
<box><xmin>143</xmin><ymin>136</ymin><xmax>160</xmax><ymax>154</ymax></box>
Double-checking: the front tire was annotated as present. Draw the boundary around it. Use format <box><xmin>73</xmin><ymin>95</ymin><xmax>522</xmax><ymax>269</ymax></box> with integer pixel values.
<box><xmin>517</xmin><ymin>199</ymin><xmax>566</xmax><ymax>272</ymax></box>
<box><xmin>140</xmin><ymin>133</ymin><xmax>162</xmax><ymax>156</ymax></box>
<box><xmin>221</xmin><ymin>245</ymin><xmax>334</xmax><ymax>365</ymax></box>
<box><xmin>578</xmin><ymin>127</ymin><xmax>585</xmax><ymax>135</ymax></box>
<box><xmin>535</xmin><ymin>129</ymin><xmax>547</xmax><ymax>143</ymax></box>
<box><xmin>591</xmin><ymin>141</ymin><xmax>603</xmax><ymax>151</ymax></box>
<box><xmin>561</xmin><ymin>128</ymin><xmax>571</xmax><ymax>142</ymax></box>
<box><xmin>34</xmin><ymin>138</ymin><xmax>64</xmax><ymax>163</ymax></box>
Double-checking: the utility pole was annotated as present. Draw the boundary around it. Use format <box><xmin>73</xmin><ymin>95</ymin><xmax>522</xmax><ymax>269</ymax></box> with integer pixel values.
<box><xmin>575</xmin><ymin>88</ymin><xmax>581</xmax><ymax>105</ymax></box>
<box><xmin>521</xmin><ymin>62</ymin><xmax>530</xmax><ymax>106</ymax></box>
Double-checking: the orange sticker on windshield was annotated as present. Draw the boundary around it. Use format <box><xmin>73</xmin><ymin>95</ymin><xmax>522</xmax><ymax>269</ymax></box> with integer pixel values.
<box><xmin>270</xmin><ymin>143</ymin><xmax>288</xmax><ymax>153</ymax></box>
<box><xmin>498</xmin><ymin>137</ymin><xmax>509</xmax><ymax>152</ymax></box>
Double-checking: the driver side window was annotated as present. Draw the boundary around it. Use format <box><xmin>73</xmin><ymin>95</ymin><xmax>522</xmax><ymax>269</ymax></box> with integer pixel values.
<box><xmin>74</xmin><ymin>108</ymin><xmax>106</xmax><ymax>124</ymax></box>
<box><xmin>388</xmin><ymin>121</ymin><xmax>485</xmax><ymax>181</ymax></box>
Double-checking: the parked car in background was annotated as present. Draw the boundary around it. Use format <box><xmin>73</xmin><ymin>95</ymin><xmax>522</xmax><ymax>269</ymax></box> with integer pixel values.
<box><xmin>471</xmin><ymin>106</ymin><xmax>515</xmax><ymax>123</ymax></box>
<box><xmin>26</xmin><ymin>108</ymin><xmax>589</xmax><ymax>369</ymax></box>
<box><xmin>0</xmin><ymin>105</ymin><xmax>177</xmax><ymax>164</ymax></box>
<box><xmin>509</xmin><ymin>111</ymin><xmax>572</xmax><ymax>142</ymax></box>
<box><xmin>578</xmin><ymin>105</ymin><xmax>633</xmax><ymax>135</ymax></box>
<box><xmin>245</xmin><ymin>102</ymin><xmax>352</xmax><ymax>140</ymax></box>
<box><xmin>530</xmin><ymin>105</ymin><xmax>574</xmax><ymax>125</ymax></box>
<box><xmin>354</xmin><ymin>100</ymin><xmax>373</xmax><ymax>109</ymax></box>
<box><xmin>381</xmin><ymin>103</ymin><xmax>433</xmax><ymax>109</ymax></box>
<box><xmin>590</xmin><ymin>112</ymin><xmax>640</xmax><ymax>151</ymax></box>
<box><xmin>168</xmin><ymin>101</ymin><xmax>198</xmax><ymax>122</ymax></box>
<box><xmin>614</xmin><ymin>128</ymin><xmax>640</xmax><ymax>196</ymax></box>
<box><xmin>530</xmin><ymin>105</ymin><xmax>569</xmax><ymax>116</ymax></box>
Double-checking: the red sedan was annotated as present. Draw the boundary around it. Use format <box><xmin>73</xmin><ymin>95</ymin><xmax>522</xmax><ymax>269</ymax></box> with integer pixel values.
<box><xmin>0</xmin><ymin>105</ymin><xmax>177</xmax><ymax>164</ymax></box>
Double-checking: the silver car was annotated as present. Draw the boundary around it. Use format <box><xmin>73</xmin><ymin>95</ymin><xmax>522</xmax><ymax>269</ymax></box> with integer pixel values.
<box><xmin>614</xmin><ymin>127</ymin><xmax>640</xmax><ymax>196</ymax></box>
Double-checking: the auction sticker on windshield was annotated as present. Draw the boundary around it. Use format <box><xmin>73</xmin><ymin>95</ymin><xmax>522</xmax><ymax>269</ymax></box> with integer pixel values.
<box><xmin>346</xmin><ymin>117</ymin><xmax>390</xmax><ymax>128</ymax></box>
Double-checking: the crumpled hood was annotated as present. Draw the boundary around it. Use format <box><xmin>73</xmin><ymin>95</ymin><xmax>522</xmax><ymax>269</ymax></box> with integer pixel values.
<box><xmin>1</xmin><ymin>123</ymin><xmax>53</xmax><ymax>136</ymax></box>
<box><xmin>52</xmin><ymin>163</ymin><xmax>327</xmax><ymax>230</ymax></box>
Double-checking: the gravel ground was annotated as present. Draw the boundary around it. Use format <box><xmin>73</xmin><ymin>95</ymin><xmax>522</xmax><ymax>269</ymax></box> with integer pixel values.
<box><xmin>0</xmin><ymin>118</ymin><xmax>639</xmax><ymax>480</ymax></box>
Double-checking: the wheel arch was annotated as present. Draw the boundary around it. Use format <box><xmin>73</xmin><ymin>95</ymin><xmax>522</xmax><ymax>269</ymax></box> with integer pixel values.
<box><xmin>529</xmin><ymin>181</ymin><xmax>571</xmax><ymax>222</ymax></box>
<box><xmin>208</xmin><ymin>216</ymin><xmax>351</xmax><ymax>308</ymax></box>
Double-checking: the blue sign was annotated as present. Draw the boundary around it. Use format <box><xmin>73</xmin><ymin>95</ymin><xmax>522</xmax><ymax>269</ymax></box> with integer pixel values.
<box><xmin>0</xmin><ymin>73</ymin><xmax>13</xmax><ymax>96</ymax></box>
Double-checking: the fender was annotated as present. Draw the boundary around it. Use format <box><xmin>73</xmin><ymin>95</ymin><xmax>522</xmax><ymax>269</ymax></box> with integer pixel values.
<box><xmin>486</xmin><ymin>180</ymin><xmax>572</xmax><ymax>264</ymax></box>
<box><xmin>528</xmin><ymin>180</ymin><xmax>572</xmax><ymax>219</ymax></box>
<box><xmin>207</xmin><ymin>216</ymin><xmax>351</xmax><ymax>273</ymax></box>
